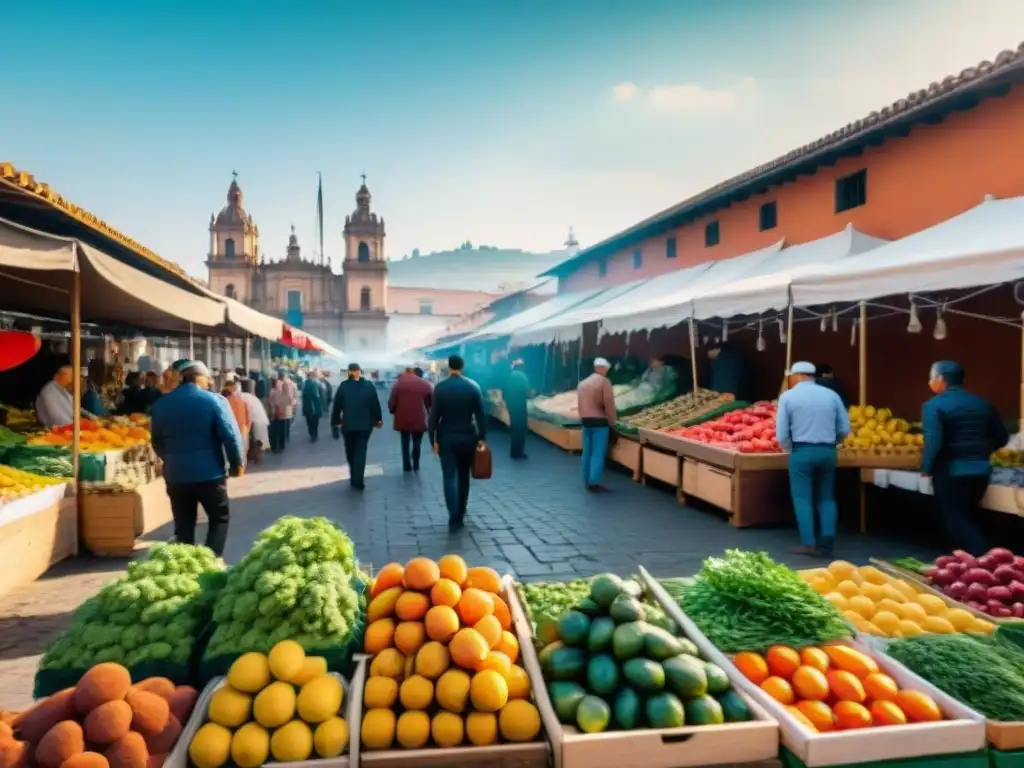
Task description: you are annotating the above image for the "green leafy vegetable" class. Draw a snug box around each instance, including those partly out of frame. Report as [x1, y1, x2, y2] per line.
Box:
[663, 550, 849, 652]
[518, 579, 592, 628]
[889, 556, 932, 575]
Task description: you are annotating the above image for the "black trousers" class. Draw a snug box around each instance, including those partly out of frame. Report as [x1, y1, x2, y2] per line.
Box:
[932, 471, 989, 554]
[306, 414, 320, 441]
[270, 419, 288, 452]
[400, 431, 424, 470]
[439, 436, 476, 521]
[509, 407, 528, 457]
[167, 478, 230, 556]
[343, 430, 371, 488]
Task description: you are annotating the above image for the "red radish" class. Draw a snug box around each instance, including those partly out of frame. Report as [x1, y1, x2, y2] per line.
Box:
[996, 606, 1014, 618]
[954, 550, 979, 566]
[967, 600, 986, 611]
[925, 567, 939, 581]
[965, 568, 997, 586]
[988, 585, 1013, 602]
[946, 562, 967, 577]
[1010, 581, 1024, 601]
[977, 555, 997, 571]
[946, 581, 968, 599]
[993, 565, 1019, 584]
[1015, 556, 1024, 570]
[987, 599, 1006, 614]
[932, 569, 955, 586]
[988, 548, 1015, 565]
[935, 555, 957, 568]
[966, 583, 989, 601]
[1013, 603, 1024, 619]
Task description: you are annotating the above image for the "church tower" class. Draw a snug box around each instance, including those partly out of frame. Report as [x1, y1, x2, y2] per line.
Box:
[341, 176, 389, 351]
[206, 172, 260, 303]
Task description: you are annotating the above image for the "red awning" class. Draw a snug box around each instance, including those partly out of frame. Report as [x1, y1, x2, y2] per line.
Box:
[0, 330, 41, 371]
[281, 325, 316, 351]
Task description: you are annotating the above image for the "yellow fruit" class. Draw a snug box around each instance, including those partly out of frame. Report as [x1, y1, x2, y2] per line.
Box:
[499, 700, 542, 743]
[837, 580, 861, 598]
[859, 583, 885, 603]
[466, 712, 498, 746]
[208, 686, 252, 728]
[415, 641, 450, 679]
[270, 720, 313, 762]
[824, 592, 849, 611]
[227, 652, 271, 693]
[828, 561, 857, 579]
[364, 676, 399, 709]
[944, 609, 975, 631]
[361, 708, 397, 751]
[876, 598, 906, 618]
[190, 722, 233, 768]
[496, 631, 520, 664]
[971, 618, 997, 634]
[394, 621, 427, 657]
[470, 669, 509, 713]
[431, 711, 464, 748]
[848, 595, 876, 619]
[897, 620, 924, 637]
[478, 651, 513, 679]
[364, 618, 397, 655]
[915, 594, 948, 615]
[268, 640, 306, 683]
[815, 572, 837, 592]
[435, 668, 472, 713]
[230, 723, 270, 768]
[396, 711, 431, 749]
[293, 656, 328, 686]
[922, 616, 956, 634]
[253, 681, 297, 728]
[506, 665, 532, 699]
[297, 675, 344, 723]
[900, 602, 928, 623]
[313, 717, 350, 758]
[404, 654, 416, 681]
[400, 675, 435, 710]
[368, 586, 404, 623]
[858, 566, 887, 585]
[370, 648, 406, 679]
[872, 611, 900, 636]
[880, 583, 906, 603]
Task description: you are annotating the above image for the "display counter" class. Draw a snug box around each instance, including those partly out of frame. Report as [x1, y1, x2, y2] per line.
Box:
[608, 432, 642, 480]
[79, 477, 173, 556]
[861, 468, 1022, 518]
[527, 418, 582, 453]
[0, 485, 77, 597]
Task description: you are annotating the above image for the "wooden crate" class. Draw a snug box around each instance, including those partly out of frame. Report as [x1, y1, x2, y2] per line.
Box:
[507, 574, 780, 768]
[0, 486, 77, 598]
[642, 446, 682, 492]
[528, 418, 582, 453]
[609, 434, 642, 480]
[79, 478, 170, 556]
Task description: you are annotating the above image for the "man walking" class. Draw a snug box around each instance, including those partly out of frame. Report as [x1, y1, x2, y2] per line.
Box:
[151, 362, 244, 556]
[389, 365, 433, 471]
[331, 363, 383, 490]
[577, 358, 617, 492]
[279, 369, 298, 445]
[922, 360, 1008, 553]
[267, 378, 291, 453]
[302, 370, 324, 441]
[775, 361, 851, 557]
[239, 378, 269, 463]
[429, 355, 487, 531]
[504, 359, 532, 460]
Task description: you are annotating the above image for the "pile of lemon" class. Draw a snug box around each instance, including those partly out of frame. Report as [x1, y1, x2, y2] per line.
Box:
[361, 555, 542, 751]
[843, 405, 923, 452]
[802, 561, 995, 638]
[189, 640, 349, 768]
[0, 465, 67, 503]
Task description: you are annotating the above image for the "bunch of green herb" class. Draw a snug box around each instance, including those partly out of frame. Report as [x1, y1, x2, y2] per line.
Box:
[664, 550, 849, 652]
[517, 579, 591, 627]
[889, 556, 932, 575]
[887, 633, 1024, 721]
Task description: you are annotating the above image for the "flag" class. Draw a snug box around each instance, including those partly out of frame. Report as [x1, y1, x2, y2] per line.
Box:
[316, 172, 325, 266]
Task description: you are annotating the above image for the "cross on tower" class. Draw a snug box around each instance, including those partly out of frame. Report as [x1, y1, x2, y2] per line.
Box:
[231, 170, 238, 180]
[360, 172, 367, 185]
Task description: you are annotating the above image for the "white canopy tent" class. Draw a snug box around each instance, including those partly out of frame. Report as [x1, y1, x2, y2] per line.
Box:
[459, 288, 604, 342]
[508, 278, 649, 346]
[791, 196, 1024, 307]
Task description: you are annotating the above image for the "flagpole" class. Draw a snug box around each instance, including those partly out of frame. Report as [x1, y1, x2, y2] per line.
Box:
[317, 172, 325, 268]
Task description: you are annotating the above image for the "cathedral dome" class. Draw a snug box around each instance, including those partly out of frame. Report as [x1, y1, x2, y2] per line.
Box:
[215, 177, 249, 226]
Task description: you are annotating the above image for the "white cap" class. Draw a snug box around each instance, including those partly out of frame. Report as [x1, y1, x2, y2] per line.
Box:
[787, 361, 816, 376]
[594, 357, 611, 369]
[224, 372, 237, 382]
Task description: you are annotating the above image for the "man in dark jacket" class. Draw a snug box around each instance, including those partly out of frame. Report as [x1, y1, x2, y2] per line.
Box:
[389, 366, 433, 472]
[429, 355, 487, 531]
[302, 370, 324, 441]
[331, 363, 383, 490]
[815, 364, 849, 408]
[922, 360, 1008, 553]
[504, 359, 531, 460]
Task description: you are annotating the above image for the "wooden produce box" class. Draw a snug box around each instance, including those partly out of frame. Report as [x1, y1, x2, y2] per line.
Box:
[642, 446, 682, 497]
[528, 418, 583, 453]
[0, 486, 77, 598]
[507, 575, 780, 768]
[79, 477, 171, 557]
[837, 450, 921, 470]
[680, 458, 793, 528]
[640, 569, 985, 767]
[609, 434, 642, 480]
[362, 579, 550, 768]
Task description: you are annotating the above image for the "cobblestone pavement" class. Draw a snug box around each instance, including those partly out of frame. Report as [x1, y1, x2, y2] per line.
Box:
[0, 413, 940, 708]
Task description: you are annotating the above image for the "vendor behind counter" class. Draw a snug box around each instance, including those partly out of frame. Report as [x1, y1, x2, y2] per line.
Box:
[703, 341, 752, 400]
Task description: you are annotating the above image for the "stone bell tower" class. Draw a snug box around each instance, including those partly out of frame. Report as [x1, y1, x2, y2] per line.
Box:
[341, 175, 389, 352]
[206, 172, 260, 303]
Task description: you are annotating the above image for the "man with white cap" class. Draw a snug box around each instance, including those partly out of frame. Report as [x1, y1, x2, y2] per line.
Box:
[576, 357, 617, 492]
[776, 361, 851, 556]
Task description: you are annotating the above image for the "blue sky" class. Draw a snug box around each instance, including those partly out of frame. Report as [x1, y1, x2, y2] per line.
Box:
[4, 0, 1023, 278]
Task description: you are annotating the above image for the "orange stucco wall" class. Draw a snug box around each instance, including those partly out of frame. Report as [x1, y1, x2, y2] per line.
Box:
[388, 287, 496, 316]
[561, 84, 1024, 293]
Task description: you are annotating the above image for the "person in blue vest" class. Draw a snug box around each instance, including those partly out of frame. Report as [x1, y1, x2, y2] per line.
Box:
[922, 360, 1009, 554]
[776, 361, 850, 557]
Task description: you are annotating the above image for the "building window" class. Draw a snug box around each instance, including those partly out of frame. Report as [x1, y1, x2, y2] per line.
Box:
[666, 237, 677, 259]
[360, 286, 372, 311]
[759, 202, 778, 231]
[224, 284, 237, 300]
[633, 248, 643, 269]
[835, 169, 867, 213]
[286, 290, 302, 312]
[705, 221, 720, 248]
[224, 238, 236, 259]
[357, 241, 371, 262]
[598, 258, 607, 278]
[419, 299, 434, 315]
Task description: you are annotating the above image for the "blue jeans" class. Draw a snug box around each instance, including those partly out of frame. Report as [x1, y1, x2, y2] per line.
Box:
[581, 426, 610, 486]
[788, 444, 838, 548]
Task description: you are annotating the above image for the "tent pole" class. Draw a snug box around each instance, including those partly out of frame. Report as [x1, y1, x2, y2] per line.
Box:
[188, 322, 194, 360]
[859, 300, 868, 535]
[785, 302, 795, 371]
[71, 268, 82, 487]
[688, 315, 699, 394]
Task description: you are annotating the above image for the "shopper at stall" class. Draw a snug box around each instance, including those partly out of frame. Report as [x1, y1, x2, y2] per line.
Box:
[776, 361, 851, 557]
[239, 378, 269, 463]
[320, 370, 333, 414]
[815, 364, 849, 407]
[35, 364, 77, 429]
[143, 371, 163, 411]
[267, 378, 291, 453]
[921, 360, 1009, 554]
[150, 361, 244, 557]
[577, 357, 617, 493]
[302, 370, 324, 442]
[222, 374, 252, 445]
[331, 363, 383, 491]
[389, 365, 433, 472]
[81, 369, 105, 417]
[705, 342, 751, 400]
[429, 355, 487, 531]
[116, 372, 150, 415]
[504, 359, 532, 460]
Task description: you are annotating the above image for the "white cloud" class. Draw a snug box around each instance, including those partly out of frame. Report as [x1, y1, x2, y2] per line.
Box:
[610, 82, 638, 103]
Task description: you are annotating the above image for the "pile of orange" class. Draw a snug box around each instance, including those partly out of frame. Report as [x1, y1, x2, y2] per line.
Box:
[734, 644, 943, 732]
[360, 556, 542, 750]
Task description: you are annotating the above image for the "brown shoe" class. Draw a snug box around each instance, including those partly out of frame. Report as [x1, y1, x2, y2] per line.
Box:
[792, 545, 820, 557]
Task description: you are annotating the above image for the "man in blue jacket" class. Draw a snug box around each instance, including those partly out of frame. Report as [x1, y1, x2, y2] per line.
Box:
[922, 360, 1009, 554]
[302, 370, 324, 442]
[151, 361, 245, 556]
[331, 363, 383, 491]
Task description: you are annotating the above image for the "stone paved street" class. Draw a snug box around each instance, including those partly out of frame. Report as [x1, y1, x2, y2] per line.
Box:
[0, 412, 939, 708]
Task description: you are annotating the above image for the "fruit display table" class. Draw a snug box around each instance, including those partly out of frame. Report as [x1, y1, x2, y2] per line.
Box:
[0, 484, 77, 597]
[860, 469, 1023, 519]
[528, 418, 582, 453]
[79, 476, 174, 556]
